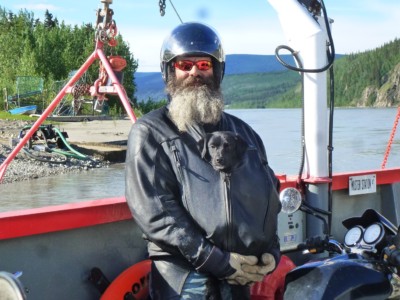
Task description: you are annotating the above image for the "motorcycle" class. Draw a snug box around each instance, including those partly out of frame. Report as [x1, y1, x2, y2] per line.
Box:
[280, 188, 400, 299]
[0, 271, 26, 300]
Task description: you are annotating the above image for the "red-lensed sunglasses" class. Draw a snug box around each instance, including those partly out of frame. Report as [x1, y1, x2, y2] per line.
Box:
[174, 60, 213, 72]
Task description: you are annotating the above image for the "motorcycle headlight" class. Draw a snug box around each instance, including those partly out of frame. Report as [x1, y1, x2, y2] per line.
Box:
[279, 187, 302, 214]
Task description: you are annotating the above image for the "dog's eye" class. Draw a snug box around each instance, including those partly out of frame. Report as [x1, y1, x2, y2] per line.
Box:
[223, 143, 231, 149]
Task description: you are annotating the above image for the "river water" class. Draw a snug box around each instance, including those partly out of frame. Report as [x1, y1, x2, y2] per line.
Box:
[2, 107, 399, 212]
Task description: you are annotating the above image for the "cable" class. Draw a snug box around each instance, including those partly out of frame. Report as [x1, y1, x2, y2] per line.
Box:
[159, 0, 184, 23]
[169, 0, 183, 23]
[22, 147, 68, 164]
[274, 0, 335, 73]
[327, 63, 335, 235]
[292, 52, 306, 180]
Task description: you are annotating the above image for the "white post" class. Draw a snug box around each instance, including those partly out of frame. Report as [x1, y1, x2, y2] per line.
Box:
[302, 17, 328, 178]
[268, 0, 330, 237]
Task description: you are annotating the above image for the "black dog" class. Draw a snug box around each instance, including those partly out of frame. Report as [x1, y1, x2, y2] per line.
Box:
[199, 131, 248, 172]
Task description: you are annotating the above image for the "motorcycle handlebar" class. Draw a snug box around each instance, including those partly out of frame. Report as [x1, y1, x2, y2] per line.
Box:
[297, 235, 328, 253]
[297, 236, 344, 254]
[384, 246, 400, 267]
[297, 242, 307, 251]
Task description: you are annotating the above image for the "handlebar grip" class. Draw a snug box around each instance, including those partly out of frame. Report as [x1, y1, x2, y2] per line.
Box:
[297, 243, 307, 251]
[384, 247, 400, 267]
[298, 235, 329, 253]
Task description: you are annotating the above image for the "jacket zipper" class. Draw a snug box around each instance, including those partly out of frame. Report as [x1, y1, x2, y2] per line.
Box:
[223, 172, 232, 250]
[170, 142, 189, 209]
[254, 147, 272, 233]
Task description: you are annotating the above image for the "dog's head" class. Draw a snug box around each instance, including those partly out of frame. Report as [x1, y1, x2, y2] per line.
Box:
[199, 131, 248, 172]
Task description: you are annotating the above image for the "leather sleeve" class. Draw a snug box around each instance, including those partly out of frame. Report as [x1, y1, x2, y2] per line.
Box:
[125, 122, 234, 277]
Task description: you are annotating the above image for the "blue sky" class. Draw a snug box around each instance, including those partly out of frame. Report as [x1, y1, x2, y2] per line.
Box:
[2, 0, 399, 72]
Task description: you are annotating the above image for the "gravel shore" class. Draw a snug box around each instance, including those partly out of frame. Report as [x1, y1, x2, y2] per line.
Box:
[0, 119, 111, 184]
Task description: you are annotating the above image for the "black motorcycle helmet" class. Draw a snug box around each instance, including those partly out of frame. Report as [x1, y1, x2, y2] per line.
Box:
[160, 22, 225, 88]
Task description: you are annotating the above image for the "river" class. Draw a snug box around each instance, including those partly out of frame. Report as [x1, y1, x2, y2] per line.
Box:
[2, 107, 399, 212]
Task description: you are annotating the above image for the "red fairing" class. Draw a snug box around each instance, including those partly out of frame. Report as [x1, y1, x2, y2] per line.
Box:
[250, 255, 296, 300]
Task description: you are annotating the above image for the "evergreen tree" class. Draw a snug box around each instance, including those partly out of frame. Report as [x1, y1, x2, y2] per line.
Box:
[0, 6, 137, 113]
[44, 10, 56, 29]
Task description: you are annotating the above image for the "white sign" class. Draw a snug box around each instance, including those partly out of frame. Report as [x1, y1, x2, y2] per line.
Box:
[349, 174, 377, 196]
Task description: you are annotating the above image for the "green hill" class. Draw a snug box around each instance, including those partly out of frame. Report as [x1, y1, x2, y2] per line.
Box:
[221, 71, 301, 108]
[134, 54, 296, 102]
[266, 38, 400, 108]
[1, 5, 398, 110]
[136, 38, 400, 108]
[333, 38, 400, 107]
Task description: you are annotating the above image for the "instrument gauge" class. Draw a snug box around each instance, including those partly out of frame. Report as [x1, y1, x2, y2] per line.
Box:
[344, 225, 363, 246]
[364, 223, 384, 244]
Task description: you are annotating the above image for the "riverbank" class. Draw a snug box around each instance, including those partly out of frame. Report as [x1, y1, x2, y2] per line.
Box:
[0, 119, 133, 184]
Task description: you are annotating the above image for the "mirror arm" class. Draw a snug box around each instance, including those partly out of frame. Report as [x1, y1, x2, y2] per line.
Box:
[300, 204, 329, 235]
[302, 201, 331, 216]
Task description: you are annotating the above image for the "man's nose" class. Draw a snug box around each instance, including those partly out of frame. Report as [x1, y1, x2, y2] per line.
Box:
[189, 65, 201, 76]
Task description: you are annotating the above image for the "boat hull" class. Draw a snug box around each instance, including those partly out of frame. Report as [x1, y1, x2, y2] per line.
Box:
[1, 168, 400, 299]
[0, 198, 147, 299]
[8, 105, 37, 115]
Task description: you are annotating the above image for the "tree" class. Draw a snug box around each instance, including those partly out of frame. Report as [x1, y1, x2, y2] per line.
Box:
[0, 6, 138, 113]
[44, 10, 56, 29]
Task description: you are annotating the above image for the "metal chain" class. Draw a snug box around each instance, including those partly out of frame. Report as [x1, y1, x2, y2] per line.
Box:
[381, 106, 400, 169]
[159, 0, 166, 16]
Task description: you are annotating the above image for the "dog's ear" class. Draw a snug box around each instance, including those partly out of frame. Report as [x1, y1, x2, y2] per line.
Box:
[198, 133, 211, 160]
[235, 134, 248, 159]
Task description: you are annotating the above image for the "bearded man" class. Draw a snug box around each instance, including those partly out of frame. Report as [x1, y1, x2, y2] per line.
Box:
[125, 22, 281, 300]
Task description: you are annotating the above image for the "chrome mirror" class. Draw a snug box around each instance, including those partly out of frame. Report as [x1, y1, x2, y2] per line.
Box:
[0, 271, 26, 300]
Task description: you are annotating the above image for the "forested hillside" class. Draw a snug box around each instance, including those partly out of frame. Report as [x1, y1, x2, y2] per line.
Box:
[222, 71, 300, 108]
[1, 6, 398, 111]
[333, 38, 400, 107]
[134, 54, 297, 102]
[135, 40, 400, 109]
[0, 6, 137, 112]
[272, 38, 400, 108]
[223, 39, 400, 108]
[135, 69, 302, 108]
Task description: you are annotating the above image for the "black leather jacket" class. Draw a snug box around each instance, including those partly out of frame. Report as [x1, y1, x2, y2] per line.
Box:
[125, 106, 281, 297]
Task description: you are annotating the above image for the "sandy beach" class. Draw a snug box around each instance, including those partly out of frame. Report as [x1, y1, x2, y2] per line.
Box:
[57, 119, 134, 144]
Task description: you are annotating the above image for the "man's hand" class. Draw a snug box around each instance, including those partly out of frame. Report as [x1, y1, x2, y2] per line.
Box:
[225, 253, 264, 285]
[242, 253, 276, 276]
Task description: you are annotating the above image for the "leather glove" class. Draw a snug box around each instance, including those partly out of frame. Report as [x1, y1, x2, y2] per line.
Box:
[225, 253, 264, 285]
[242, 253, 276, 276]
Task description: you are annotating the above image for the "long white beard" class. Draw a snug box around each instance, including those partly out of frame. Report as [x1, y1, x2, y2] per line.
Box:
[167, 77, 224, 132]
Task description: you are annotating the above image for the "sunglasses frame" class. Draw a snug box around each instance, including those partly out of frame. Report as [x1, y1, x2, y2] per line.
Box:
[174, 60, 213, 72]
